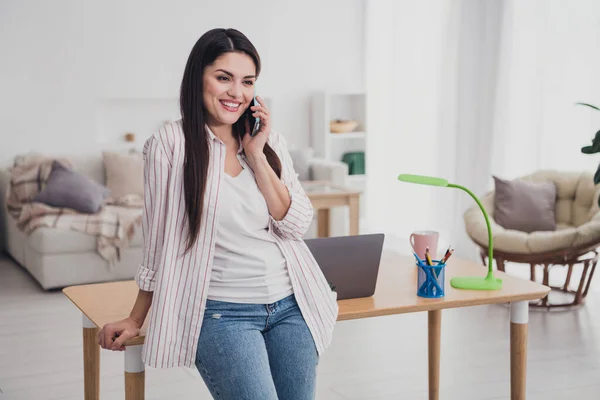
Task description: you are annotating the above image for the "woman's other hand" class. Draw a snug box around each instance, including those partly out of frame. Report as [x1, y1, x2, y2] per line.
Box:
[97, 317, 141, 351]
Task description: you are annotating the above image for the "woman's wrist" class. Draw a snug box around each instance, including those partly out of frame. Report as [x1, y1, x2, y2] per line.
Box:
[246, 151, 267, 168]
[127, 315, 143, 329]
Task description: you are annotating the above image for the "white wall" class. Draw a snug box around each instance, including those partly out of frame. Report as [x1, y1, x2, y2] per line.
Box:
[366, 0, 600, 261]
[0, 0, 365, 166]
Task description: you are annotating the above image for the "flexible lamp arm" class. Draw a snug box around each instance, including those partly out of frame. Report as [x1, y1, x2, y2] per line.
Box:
[448, 183, 494, 279]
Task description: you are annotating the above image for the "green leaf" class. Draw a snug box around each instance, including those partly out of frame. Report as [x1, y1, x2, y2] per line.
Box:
[575, 102, 600, 112]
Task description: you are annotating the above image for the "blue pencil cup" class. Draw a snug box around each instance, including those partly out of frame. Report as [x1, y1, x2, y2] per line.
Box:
[417, 259, 445, 298]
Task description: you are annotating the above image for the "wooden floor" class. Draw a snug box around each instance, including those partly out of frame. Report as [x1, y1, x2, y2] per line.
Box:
[1, 255, 599, 400]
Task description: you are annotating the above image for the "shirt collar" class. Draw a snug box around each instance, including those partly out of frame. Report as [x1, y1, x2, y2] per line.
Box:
[205, 124, 218, 142]
[206, 124, 244, 155]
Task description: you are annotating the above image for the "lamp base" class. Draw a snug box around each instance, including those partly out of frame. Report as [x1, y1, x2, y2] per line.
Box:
[450, 276, 503, 290]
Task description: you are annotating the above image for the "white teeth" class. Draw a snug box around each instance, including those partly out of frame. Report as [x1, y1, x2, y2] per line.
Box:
[221, 101, 240, 108]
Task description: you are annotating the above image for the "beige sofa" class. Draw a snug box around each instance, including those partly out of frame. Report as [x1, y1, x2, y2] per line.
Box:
[0, 151, 348, 290]
[0, 156, 142, 290]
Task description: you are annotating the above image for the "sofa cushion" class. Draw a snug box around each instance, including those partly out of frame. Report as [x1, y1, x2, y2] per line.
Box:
[33, 161, 110, 213]
[13, 152, 105, 184]
[27, 224, 143, 254]
[69, 156, 106, 185]
[102, 151, 144, 200]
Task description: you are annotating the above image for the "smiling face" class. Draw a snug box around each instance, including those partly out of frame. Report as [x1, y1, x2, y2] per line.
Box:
[202, 52, 257, 128]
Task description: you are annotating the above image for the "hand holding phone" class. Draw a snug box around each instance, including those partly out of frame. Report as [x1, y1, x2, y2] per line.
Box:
[241, 93, 271, 161]
[249, 96, 261, 137]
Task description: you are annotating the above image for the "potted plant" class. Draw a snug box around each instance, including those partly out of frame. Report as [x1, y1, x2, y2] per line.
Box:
[576, 102, 600, 206]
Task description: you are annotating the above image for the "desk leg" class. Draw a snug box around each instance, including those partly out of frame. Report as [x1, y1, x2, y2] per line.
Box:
[428, 310, 441, 400]
[510, 301, 528, 400]
[317, 209, 330, 237]
[349, 196, 359, 235]
[82, 314, 100, 400]
[125, 345, 145, 400]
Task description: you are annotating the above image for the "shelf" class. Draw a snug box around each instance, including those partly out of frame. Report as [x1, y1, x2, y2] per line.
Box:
[329, 132, 365, 139]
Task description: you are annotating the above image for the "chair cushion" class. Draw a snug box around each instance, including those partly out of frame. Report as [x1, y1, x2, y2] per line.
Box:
[27, 225, 143, 254]
[522, 170, 597, 227]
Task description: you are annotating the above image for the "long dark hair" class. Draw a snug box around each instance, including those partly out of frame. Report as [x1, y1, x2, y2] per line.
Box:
[180, 28, 282, 252]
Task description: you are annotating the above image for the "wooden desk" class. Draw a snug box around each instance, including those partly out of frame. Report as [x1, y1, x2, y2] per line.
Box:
[63, 253, 549, 400]
[301, 180, 361, 237]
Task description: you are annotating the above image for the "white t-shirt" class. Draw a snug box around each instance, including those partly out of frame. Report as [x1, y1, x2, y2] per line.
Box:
[207, 168, 294, 304]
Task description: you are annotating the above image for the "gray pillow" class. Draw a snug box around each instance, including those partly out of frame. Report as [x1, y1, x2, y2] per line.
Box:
[33, 161, 110, 213]
[493, 175, 557, 233]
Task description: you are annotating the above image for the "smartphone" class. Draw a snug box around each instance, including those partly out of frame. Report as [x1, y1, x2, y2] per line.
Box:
[245, 95, 261, 137]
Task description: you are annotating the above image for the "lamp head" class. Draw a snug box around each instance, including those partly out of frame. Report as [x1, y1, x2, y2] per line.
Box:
[397, 174, 449, 187]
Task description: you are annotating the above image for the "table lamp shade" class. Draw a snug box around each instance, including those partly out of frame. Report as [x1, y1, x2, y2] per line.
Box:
[397, 174, 448, 187]
[397, 174, 502, 290]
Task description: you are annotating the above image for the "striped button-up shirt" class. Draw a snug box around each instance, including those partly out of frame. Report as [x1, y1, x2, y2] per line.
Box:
[135, 120, 339, 369]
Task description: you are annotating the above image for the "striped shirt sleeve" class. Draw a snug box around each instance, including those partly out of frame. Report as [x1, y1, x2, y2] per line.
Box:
[269, 131, 314, 240]
[135, 135, 171, 291]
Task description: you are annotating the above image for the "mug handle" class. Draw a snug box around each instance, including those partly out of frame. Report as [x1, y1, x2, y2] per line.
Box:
[409, 233, 416, 253]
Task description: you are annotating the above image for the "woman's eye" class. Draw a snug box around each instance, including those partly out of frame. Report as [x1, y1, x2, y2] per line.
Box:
[218, 76, 229, 81]
[244, 80, 255, 86]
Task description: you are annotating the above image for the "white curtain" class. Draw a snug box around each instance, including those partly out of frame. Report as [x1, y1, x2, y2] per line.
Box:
[365, 0, 600, 260]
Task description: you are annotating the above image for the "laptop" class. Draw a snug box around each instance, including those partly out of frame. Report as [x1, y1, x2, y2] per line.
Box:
[304, 233, 385, 300]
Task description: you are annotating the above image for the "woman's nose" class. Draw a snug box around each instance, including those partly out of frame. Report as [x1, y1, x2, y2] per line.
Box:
[227, 83, 243, 99]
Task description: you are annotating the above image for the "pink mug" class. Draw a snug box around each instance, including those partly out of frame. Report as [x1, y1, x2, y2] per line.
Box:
[410, 230, 439, 260]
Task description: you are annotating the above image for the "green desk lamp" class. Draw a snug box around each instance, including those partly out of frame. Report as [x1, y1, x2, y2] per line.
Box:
[397, 174, 502, 290]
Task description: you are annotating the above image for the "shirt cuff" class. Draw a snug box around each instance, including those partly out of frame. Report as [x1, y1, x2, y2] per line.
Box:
[271, 190, 313, 240]
[135, 264, 157, 292]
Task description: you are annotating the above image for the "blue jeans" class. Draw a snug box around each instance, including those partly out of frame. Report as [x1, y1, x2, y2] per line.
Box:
[195, 294, 319, 400]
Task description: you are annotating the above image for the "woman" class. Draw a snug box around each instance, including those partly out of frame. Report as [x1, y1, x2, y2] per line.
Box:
[97, 28, 338, 399]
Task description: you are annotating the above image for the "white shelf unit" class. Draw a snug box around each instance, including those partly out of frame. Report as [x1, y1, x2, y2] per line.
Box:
[329, 131, 365, 140]
[311, 92, 367, 228]
[311, 91, 367, 190]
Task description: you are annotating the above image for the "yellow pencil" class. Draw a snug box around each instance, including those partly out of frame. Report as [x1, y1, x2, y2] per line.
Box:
[425, 247, 434, 266]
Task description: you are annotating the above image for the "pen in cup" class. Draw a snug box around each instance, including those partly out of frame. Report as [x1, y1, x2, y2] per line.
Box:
[439, 247, 454, 264]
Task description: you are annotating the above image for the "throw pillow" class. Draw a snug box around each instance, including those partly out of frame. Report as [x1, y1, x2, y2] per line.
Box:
[493, 175, 557, 233]
[33, 161, 110, 213]
[102, 151, 144, 200]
